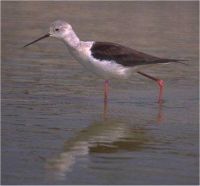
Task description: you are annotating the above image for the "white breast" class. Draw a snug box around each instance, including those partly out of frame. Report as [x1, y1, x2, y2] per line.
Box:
[67, 41, 131, 79]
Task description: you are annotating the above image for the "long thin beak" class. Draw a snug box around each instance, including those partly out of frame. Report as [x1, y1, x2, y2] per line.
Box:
[23, 33, 50, 48]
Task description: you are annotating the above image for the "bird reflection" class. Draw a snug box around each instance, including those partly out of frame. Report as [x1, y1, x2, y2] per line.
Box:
[45, 101, 164, 180]
[104, 98, 164, 123]
[103, 98, 109, 119]
[45, 120, 149, 180]
[157, 101, 164, 123]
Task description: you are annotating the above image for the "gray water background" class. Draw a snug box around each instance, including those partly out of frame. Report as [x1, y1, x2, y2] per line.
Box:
[1, 1, 199, 185]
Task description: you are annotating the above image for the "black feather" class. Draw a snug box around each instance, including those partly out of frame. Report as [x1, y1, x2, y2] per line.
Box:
[91, 42, 187, 67]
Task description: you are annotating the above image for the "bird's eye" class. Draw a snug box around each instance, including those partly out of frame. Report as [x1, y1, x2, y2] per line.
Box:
[55, 28, 59, 31]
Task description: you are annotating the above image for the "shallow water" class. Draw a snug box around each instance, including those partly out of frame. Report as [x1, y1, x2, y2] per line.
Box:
[1, 1, 199, 185]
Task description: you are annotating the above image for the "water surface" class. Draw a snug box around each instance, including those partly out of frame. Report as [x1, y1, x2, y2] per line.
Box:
[1, 1, 199, 185]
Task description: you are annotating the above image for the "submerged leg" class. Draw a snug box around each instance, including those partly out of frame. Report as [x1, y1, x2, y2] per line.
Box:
[104, 80, 109, 103]
[137, 71, 164, 103]
[103, 80, 109, 120]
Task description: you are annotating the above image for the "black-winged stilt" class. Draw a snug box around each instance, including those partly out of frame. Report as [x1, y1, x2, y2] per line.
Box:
[24, 20, 186, 103]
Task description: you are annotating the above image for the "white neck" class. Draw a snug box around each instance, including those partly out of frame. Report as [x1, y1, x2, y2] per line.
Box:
[62, 29, 80, 49]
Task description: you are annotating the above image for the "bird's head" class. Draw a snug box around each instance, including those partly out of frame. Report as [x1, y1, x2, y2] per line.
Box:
[49, 20, 72, 39]
[23, 20, 73, 47]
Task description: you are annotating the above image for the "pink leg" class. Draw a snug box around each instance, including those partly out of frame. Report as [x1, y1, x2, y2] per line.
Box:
[157, 79, 164, 103]
[104, 80, 109, 103]
[157, 99, 164, 124]
[137, 71, 164, 103]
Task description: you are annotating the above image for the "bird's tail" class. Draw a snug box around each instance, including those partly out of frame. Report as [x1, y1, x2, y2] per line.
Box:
[157, 58, 189, 66]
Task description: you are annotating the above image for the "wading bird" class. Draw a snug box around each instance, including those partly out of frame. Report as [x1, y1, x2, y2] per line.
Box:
[24, 20, 186, 103]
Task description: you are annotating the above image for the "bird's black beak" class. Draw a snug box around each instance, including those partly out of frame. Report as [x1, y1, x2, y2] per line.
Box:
[23, 33, 50, 48]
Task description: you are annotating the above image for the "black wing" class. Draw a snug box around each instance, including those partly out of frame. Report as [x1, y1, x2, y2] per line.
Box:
[91, 42, 181, 67]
